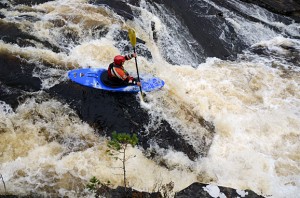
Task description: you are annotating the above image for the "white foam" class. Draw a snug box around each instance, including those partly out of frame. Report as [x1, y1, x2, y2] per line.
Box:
[236, 189, 248, 197]
[1, 0, 300, 197]
[203, 184, 221, 197]
[0, 101, 13, 115]
[69, 38, 119, 68]
[251, 36, 300, 54]
[0, 97, 198, 196]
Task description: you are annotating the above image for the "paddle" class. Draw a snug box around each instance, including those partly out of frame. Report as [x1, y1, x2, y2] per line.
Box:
[128, 28, 144, 100]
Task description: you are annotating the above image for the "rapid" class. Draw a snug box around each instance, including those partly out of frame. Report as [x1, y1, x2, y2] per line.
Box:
[0, 0, 299, 197]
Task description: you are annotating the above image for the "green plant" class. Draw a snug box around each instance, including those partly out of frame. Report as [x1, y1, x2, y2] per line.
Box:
[86, 176, 101, 192]
[86, 176, 111, 198]
[107, 131, 138, 194]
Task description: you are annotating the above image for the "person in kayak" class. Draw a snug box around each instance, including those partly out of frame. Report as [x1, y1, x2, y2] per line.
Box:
[108, 53, 141, 86]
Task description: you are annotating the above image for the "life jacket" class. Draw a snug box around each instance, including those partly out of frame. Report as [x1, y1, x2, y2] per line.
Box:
[107, 55, 137, 85]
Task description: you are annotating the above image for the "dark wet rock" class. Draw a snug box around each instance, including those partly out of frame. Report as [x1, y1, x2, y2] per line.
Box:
[148, 0, 247, 60]
[142, 119, 200, 161]
[92, 25, 109, 38]
[0, 182, 266, 198]
[59, 26, 81, 46]
[0, 12, 5, 19]
[239, 0, 300, 23]
[0, 53, 41, 93]
[0, 183, 266, 198]
[113, 30, 153, 60]
[10, 0, 54, 6]
[0, 2, 9, 9]
[0, 20, 60, 52]
[0, 53, 41, 109]
[90, 0, 135, 20]
[211, 0, 295, 24]
[175, 182, 265, 198]
[95, 186, 162, 198]
[127, 0, 141, 7]
[115, 30, 146, 45]
[211, 0, 298, 39]
[16, 14, 40, 22]
[0, 83, 24, 110]
[250, 44, 300, 67]
[49, 82, 199, 160]
[0, 37, 203, 162]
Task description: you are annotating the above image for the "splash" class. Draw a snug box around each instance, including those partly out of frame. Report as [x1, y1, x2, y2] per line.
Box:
[0, 0, 299, 197]
[0, 96, 197, 196]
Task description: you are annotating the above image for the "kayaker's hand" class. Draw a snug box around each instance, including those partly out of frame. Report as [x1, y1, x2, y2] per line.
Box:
[137, 82, 141, 86]
[131, 53, 137, 58]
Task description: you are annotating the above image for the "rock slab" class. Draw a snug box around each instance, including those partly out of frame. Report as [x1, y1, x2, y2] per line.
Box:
[175, 182, 265, 198]
[239, 0, 300, 22]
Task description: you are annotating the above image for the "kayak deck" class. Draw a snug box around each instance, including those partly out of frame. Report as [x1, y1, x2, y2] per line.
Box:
[68, 68, 164, 93]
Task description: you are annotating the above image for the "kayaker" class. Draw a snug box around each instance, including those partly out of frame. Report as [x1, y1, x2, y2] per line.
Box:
[107, 53, 141, 86]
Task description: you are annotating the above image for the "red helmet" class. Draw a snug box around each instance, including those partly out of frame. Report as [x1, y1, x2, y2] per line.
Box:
[114, 55, 125, 65]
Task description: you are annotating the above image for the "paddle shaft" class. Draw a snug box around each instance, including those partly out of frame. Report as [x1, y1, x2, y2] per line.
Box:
[133, 47, 143, 96]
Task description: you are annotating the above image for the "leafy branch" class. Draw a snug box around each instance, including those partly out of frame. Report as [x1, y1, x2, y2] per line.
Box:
[86, 176, 111, 197]
[106, 131, 138, 195]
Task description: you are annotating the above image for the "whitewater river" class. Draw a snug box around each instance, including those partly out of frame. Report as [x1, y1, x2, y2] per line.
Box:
[0, 0, 299, 197]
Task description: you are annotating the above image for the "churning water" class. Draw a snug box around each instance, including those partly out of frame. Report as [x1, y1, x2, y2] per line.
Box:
[0, 0, 299, 197]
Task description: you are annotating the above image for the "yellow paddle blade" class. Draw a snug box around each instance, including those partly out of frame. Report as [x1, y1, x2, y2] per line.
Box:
[128, 28, 136, 47]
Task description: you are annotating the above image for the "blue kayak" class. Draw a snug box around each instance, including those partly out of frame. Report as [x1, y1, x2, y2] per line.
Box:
[68, 68, 164, 93]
